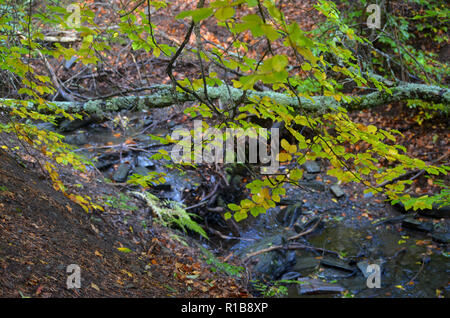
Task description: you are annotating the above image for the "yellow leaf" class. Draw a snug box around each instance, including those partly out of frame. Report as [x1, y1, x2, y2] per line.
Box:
[117, 247, 132, 253]
[277, 152, 292, 162]
[91, 283, 100, 291]
[121, 269, 133, 278]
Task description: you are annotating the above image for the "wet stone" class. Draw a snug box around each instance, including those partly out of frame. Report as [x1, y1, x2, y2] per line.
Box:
[113, 163, 131, 182]
[402, 218, 433, 233]
[303, 160, 321, 174]
[136, 156, 155, 169]
[293, 216, 321, 234]
[251, 235, 296, 280]
[356, 260, 371, 278]
[276, 203, 302, 227]
[431, 232, 450, 244]
[298, 180, 326, 192]
[320, 257, 355, 272]
[280, 272, 301, 280]
[36, 122, 56, 131]
[330, 184, 345, 198]
[297, 277, 345, 295]
[153, 183, 172, 191]
[95, 152, 120, 170]
[303, 172, 316, 181]
[293, 257, 320, 272]
[133, 166, 151, 176]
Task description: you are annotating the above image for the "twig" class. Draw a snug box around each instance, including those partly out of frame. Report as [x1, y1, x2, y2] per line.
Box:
[206, 226, 255, 242]
[376, 152, 449, 188]
[244, 217, 325, 261]
[185, 181, 221, 210]
[287, 217, 323, 241]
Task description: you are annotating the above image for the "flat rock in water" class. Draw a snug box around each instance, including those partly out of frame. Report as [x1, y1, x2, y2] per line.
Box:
[136, 156, 155, 169]
[280, 271, 301, 280]
[402, 218, 433, 233]
[250, 235, 296, 280]
[276, 203, 302, 227]
[303, 161, 321, 174]
[431, 232, 450, 244]
[113, 163, 131, 183]
[330, 184, 345, 198]
[95, 152, 120, 170]
[320, 257, 354, 272]
[293, 216, 321, 234]
[293, 257, 320, 272]
[133, 166, 151, 176]
[356, 260, 371, 278]
[297, 277, 345, 295]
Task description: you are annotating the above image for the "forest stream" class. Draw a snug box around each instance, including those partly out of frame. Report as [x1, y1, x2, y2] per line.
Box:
[44, 110, 449, 298]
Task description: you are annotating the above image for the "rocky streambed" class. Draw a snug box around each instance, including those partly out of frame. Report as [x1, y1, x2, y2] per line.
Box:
[38, 110, 450, 298]
[229, 182, 449, 298]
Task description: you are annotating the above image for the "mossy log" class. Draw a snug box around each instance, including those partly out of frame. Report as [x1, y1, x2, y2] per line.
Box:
[2, 82, 449, 117]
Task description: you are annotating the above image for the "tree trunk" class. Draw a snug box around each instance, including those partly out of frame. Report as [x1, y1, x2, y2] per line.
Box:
[2, 82, 449, 118]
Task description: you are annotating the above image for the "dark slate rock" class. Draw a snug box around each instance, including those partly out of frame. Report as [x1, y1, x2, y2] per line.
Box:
[402, 218, 433, 233]
[297, 277, 345, 295]
[303, 160, 321, 174]
[320, 257, 355, 272]
[276, 203, 302, 227]
[330, 184, 345, 198]
[252, 235, 296, 280]
[94, 152, 120, 170]
[293, 257, 320, 272]
[112, 163, 131, 182]
[431, 232, 450, 244]
[280, 272, 301, 280]
[133, 166, 151, 176]
[136, 155, 155, 169]
[298, 180, 326, 192]
[153, 183, 172, 191]
[293, 216, 322, 234]
[356, 260, 371, 278]
[36, 122, 56, 131]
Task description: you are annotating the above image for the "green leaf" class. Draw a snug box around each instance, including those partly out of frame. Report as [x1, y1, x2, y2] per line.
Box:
[176, 8, 214, 22]
[214, 7, 235, 21]
[290, 168, 303, 181]
[228, 203, 240, 211]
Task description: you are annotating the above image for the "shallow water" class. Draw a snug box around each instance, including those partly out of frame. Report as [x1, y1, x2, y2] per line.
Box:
[229, 201, 449, 298]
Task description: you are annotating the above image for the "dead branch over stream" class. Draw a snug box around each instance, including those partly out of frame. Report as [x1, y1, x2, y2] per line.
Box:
[2, 82, 449, 118]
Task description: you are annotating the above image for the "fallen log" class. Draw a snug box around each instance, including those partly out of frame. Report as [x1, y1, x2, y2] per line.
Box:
[1, 82, 449, 118]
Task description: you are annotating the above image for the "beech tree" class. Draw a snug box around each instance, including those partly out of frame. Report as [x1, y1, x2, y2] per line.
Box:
[0, 0, 448, 217]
